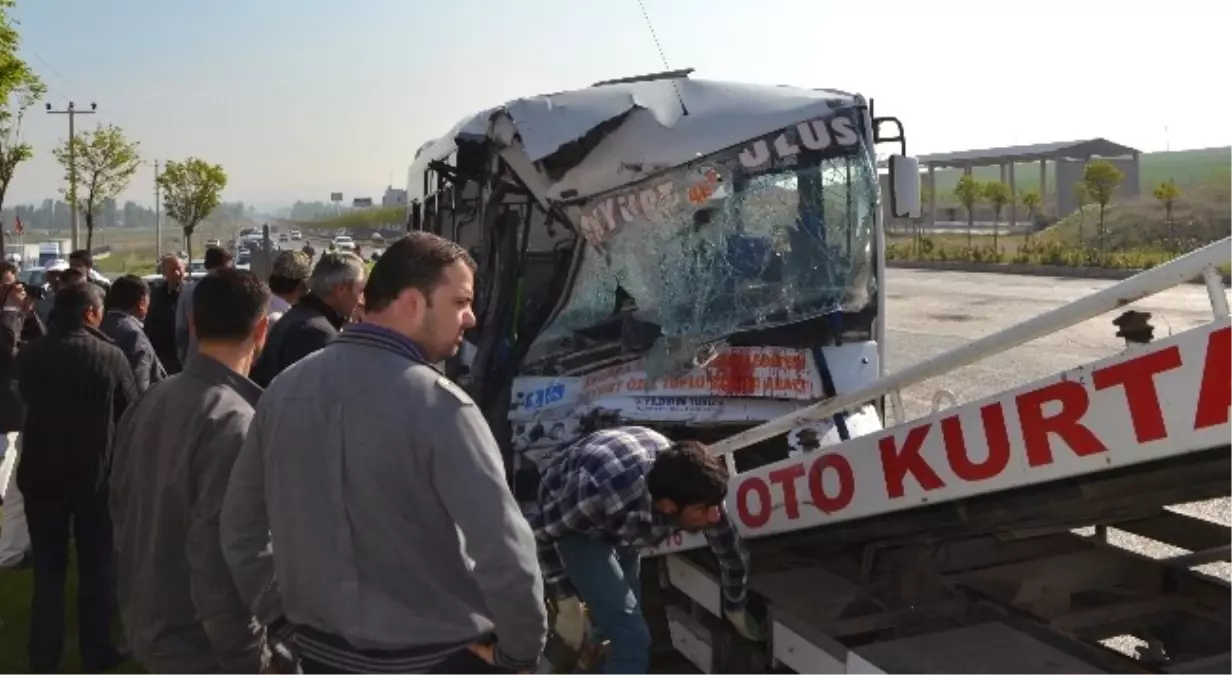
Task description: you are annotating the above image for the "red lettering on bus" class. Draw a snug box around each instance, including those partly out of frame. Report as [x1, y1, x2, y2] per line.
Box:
[1016, 380, 1107, 467]
[1092, 345, 1182, 443]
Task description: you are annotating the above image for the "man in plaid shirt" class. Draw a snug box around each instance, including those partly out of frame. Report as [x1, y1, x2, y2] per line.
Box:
[528, 426, 763, 673]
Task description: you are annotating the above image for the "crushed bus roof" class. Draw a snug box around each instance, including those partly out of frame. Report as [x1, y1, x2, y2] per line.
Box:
[409, 76, 863, 202]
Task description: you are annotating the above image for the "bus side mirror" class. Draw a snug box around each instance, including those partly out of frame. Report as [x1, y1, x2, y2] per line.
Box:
[889, 155, 921, 219]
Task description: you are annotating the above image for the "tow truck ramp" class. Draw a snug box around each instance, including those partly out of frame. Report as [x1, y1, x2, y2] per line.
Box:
[646, 239, 1231, 673]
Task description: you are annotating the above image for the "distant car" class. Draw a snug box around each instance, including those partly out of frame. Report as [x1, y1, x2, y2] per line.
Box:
[278, 233, 289, 243]
[189, 259, 207, 276]
[205, 238, 221, 248]
[332, 235, 356, 252]
[290, 230, 303, 241]
[371, 232, 384, 242]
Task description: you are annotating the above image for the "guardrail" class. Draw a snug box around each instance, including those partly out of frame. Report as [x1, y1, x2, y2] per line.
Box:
[708, 236, 1232, 459]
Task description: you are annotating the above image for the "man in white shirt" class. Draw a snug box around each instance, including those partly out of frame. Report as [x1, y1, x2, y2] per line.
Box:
[266, 251, 312, 323]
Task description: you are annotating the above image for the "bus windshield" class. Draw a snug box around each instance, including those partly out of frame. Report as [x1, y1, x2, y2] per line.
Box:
[527, 108, 878, 378]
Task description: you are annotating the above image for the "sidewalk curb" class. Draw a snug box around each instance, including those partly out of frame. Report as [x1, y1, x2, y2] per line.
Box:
[887, 259, 1232, 287]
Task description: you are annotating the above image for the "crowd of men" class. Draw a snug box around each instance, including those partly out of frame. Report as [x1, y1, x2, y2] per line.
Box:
[0, 233, 762, 675]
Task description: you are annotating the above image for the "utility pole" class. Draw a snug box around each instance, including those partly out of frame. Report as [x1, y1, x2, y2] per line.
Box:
[46, 101, 97, 251]
[153, 160, 161, 255]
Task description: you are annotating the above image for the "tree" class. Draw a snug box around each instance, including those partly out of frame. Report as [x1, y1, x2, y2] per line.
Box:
[953, 174, 983, 246]
[1153, 179, 1181, 251]
[52, 123, 142, 251]
[1020, 189, 1042, 227]
[1081, 159, 1124, 252]
[1073, 181, 1090, 242]
[982, 181, 1011, 248]
[0, 0, 46, 256]
[158, 158, 227, 262]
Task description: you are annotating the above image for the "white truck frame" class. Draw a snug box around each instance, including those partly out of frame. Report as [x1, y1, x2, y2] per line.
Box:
[648, 239, 1231, 673]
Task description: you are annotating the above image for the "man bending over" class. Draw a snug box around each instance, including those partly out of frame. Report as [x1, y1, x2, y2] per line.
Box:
[530, 426, 763, 674]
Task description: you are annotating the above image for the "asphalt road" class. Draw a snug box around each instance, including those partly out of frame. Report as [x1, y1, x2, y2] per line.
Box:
[883, 267, 1229, 586]
[883, 267, 1220, 415]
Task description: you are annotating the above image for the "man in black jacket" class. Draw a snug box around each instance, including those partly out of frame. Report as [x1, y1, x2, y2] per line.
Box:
[144, 254, 186, 374]
[17, 281, 138, 673]
[1, 261, 45, 569]
[250, 251, 365, 387]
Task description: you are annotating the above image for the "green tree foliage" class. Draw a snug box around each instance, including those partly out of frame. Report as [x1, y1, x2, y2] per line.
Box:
[953, 174, 983, 246]
[1073, 181, 1090, 242]
[53, 124, 142, 251]
[982, 181, 1011, 247]
[1152, 179, 1180, 223]
[157, 158, 227, 261]
[1082, 160, 1125, 251]
[0, 0, 45, 254]
[1152, 179, 1181, 251]
[1020, 189, 1042, 224]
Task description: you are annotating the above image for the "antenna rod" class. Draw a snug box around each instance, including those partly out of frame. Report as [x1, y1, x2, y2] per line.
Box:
[634, 0, 688, 116]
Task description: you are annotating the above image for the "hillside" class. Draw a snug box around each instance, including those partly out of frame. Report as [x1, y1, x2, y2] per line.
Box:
[1043, 176, 1230, 251]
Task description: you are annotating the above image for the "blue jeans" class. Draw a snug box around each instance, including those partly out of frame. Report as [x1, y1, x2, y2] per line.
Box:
[555, 536, 650, 674]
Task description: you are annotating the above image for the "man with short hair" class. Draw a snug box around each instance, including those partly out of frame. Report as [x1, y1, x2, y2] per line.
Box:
[530, 427, 761, 673]
[249, 251, 365, 387]
[0, 260, 45, 569]
[101, 275, 166, 393]
[112, 268, 272, 673]
[145, 254, 187, 374]
[267, 250, 312, 323]
[35, 261, 70, 325]
[17, 281, 137, 672]
[222, 232, 547, 673]
[69, 250, 110, 292]
[175, 247, 232, 365]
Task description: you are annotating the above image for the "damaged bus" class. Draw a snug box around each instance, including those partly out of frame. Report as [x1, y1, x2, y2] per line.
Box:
[406, 68, 919, 478]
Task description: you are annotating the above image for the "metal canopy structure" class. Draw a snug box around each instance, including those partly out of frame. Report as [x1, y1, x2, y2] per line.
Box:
[908, 137, 1143, 227]
[918, 138, 1140, 169]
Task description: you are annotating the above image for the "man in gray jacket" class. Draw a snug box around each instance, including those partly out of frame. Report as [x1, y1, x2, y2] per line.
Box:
[111, 268, 271, 673]
[221, 232, 547, 674]
[100, 275, 166, 393]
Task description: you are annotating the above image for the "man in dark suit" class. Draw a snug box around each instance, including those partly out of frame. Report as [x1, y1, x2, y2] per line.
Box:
[17, 281, 138, 673]
[144, 254, 186, 375]
[249, 251, 365, 387]
[101, 275, 167, 393]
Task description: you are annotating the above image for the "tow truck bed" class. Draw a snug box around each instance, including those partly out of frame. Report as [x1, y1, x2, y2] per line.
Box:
[669, 447, 1230, 673]
[643, 264, 1231, 674]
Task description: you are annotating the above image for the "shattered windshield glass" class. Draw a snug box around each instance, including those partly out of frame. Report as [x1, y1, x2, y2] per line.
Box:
[528, 107, 877, 379]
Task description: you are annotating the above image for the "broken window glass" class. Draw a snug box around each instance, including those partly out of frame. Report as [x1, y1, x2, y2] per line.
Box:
[528, 108, 878, 380]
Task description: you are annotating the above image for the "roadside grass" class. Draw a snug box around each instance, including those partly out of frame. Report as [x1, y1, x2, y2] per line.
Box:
[0, 544, 144, 673]
[292, 206, 405, 231]
[94, 252, 158, 277]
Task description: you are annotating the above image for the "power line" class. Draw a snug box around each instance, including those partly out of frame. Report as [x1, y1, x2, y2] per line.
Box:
[46, 101, 97, 251]
[633, 0, 688, 116]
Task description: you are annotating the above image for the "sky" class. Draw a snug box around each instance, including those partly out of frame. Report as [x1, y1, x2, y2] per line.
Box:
[7, 0, 1230, 209]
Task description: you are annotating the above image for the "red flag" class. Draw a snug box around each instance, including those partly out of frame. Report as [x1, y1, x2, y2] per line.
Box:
[13, 216, 22, 235]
